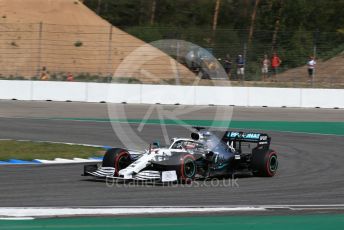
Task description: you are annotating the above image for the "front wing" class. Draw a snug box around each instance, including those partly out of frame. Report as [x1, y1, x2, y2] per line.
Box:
[83, 165, 178, 182]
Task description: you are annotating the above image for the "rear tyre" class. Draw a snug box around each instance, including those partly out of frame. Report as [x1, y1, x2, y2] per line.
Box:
[251, 149, 278, 177]
[102, 148, 132, 176]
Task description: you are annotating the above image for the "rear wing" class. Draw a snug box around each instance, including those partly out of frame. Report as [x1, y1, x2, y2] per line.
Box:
[222, 131, 271, 148]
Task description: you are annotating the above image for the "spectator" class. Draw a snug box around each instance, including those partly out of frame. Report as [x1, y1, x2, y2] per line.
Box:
[223, 54, 232, 79]
[207, 60, 217, 79]
[307, 56, 316, 82]
[66, 72, 74, 81]
[40, 66, 49, 80]
[236, 54, 245, 81]
[271, 53, 281, 82]
[261, 54, 270, 81]
[40, 73, 48, 80]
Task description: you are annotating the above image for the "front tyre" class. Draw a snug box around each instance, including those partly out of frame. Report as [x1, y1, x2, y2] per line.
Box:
[251, 149, 278, 177]
[176, 154, 197, 183]
[102, 148, 132, 176]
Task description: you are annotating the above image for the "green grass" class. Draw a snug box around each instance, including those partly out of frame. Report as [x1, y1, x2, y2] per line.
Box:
[0, 140, 104, 161]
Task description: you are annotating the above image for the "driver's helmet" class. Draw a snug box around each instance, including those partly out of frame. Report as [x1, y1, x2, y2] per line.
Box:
[183, 142, 196, 150]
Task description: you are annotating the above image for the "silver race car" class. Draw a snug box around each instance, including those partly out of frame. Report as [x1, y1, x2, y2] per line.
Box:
[83, 128, 278, 183]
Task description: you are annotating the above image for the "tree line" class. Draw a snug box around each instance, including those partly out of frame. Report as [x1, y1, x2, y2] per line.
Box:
[83, 0, 344, 80]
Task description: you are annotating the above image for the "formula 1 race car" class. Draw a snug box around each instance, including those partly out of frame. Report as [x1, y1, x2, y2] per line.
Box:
[83, 128, 278, 183]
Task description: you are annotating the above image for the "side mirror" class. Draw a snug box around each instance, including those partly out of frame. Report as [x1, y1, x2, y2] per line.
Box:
[191, 132, 200, 140]
[206, 151, 214, 158]
[152, 141, 160, 148]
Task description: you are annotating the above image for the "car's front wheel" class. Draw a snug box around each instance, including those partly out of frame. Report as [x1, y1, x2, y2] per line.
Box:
[102, 148, 132, 176]
[176, 154, 197, 183]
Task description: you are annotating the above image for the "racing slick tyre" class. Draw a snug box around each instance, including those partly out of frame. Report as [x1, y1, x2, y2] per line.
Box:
[174, 154, 197, 183]
[102, 148, 132, 176]
[251, 149, 278, 177]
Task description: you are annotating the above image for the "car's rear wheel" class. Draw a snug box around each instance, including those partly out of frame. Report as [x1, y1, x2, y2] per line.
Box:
[102, 148, 132, 176]
[251, 149, 278, 177]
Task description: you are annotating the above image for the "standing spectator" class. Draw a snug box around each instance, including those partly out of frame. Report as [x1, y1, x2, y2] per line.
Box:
[236, 54, 245, 81]
[223, 54, 232, 79]
[307, 56, 316, 82]
[261, 54, 270, 81]
[40, 72, 48, 80]
[66, 72, 74, 81]
[206, 60, 217, 79]
[40, 66, 49, 80]
[271, 53, 281, 82]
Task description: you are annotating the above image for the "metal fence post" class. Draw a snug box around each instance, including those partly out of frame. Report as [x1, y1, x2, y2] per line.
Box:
[107, 25, 113, 79]
[312, 29, 319, 88]
[36, 22, 43, 78]
[243, 42, 247, 84]
[175, 40, 181, 85]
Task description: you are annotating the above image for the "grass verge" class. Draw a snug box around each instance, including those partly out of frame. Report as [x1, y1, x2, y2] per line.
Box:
[0, 140, 104, 161]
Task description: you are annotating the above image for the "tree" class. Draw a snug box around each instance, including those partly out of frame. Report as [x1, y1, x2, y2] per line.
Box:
[96, 0, 102, 14]
[212, 0, 221, 31]
[150, 0, 157, 26]
[271, 0, 283, 51]
[248, 0, 260, 45]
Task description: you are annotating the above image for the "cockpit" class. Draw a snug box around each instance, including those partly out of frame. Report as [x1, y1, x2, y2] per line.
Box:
[191, 130, 234, 155]
[169, 139, 205, 152]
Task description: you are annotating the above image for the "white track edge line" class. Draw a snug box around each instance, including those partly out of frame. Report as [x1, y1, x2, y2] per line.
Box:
[0, 207, 266, 218]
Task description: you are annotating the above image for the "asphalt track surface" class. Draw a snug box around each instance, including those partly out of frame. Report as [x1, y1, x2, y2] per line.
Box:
[1, 100, 343, 121]
[0, 101, 343, 207]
